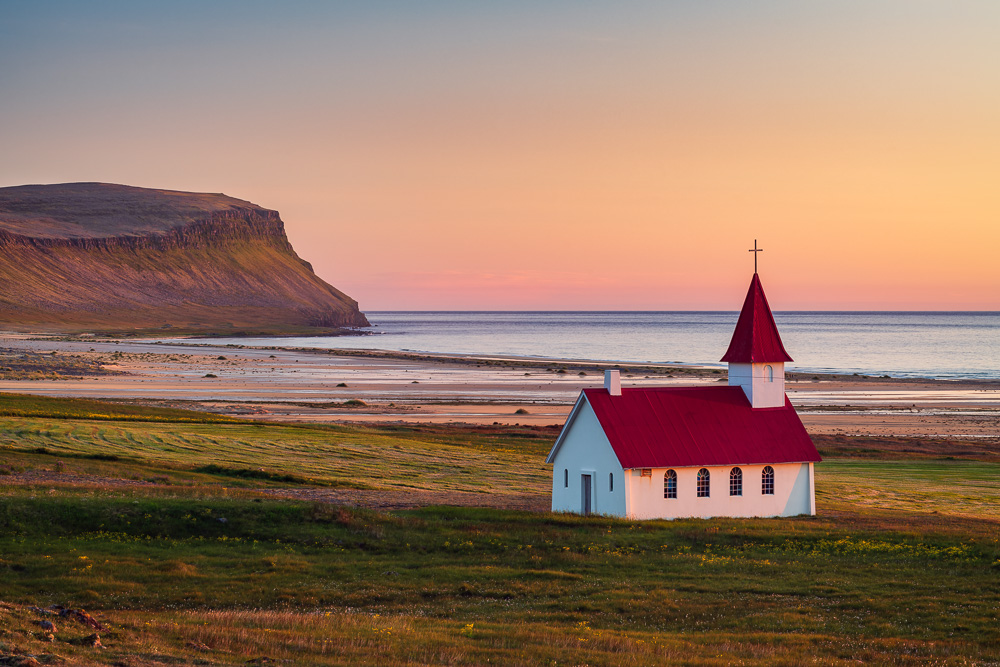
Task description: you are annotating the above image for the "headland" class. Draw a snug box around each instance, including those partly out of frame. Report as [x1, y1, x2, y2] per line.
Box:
[0, 183, 369, 334]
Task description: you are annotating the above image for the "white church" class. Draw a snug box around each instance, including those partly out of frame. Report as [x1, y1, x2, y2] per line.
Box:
[545, 271, 820, 520]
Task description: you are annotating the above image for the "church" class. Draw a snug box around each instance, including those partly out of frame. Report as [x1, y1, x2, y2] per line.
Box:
[545, 269, 821, 520]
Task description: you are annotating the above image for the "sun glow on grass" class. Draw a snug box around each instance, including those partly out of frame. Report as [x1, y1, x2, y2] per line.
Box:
[0, 415, 551, 496]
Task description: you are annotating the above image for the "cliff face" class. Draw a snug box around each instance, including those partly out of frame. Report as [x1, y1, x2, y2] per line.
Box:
[0, 183, 369, 332]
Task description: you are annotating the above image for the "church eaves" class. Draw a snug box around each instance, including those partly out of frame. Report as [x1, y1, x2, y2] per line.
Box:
[720, 273, 793, 363]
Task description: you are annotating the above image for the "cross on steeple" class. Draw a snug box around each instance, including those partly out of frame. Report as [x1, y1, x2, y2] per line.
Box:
[749, 240, 763, 274]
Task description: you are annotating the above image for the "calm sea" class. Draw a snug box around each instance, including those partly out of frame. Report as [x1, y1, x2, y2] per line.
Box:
[201, 312, 1000, 380]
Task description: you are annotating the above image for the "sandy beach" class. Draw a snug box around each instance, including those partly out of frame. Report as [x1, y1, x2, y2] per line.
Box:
[0, 334, 998, 442]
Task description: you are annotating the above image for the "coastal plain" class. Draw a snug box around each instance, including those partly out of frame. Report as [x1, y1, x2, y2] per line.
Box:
[1, 334, 998, 665]
[2, 335, 999, 440]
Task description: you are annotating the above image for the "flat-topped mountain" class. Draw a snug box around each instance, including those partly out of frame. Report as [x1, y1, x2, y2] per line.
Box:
[0, 183, 369, 333]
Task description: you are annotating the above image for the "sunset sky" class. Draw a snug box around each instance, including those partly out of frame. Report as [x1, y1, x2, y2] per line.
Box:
[2, 2, 998, 311]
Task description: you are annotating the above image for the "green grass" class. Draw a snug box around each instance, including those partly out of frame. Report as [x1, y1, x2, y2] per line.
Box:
[819, 459, 1000, 519]
[0, 416, 550, 496]
[1, 397, 999, 664]
[1, 499, 998, 665]
[0, 391, 248, 424]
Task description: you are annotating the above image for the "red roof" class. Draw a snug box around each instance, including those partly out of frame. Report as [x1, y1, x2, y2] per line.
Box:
[571, 386, 819, 469]
[720, 273, 793, 363]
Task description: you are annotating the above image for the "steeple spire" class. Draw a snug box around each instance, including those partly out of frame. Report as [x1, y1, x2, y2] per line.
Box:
[721, 273, 792, 364]
[723, 273, 791, 408]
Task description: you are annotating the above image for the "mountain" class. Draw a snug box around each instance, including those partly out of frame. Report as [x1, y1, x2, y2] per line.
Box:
[0, 183, 369, 333]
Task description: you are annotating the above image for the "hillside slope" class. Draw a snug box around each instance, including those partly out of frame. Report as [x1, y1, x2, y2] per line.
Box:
[0, 183, 369, 333]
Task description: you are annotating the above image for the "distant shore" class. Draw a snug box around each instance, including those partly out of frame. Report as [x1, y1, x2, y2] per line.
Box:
[10, 308, 1000, 383]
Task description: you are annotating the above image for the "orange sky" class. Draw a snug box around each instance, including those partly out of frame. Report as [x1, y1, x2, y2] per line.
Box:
[2, 2, 998, 310]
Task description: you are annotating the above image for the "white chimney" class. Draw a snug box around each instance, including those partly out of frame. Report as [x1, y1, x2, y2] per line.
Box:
[604, 369, 621, 396]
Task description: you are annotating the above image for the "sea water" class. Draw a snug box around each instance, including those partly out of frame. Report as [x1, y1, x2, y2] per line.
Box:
[195, 311, 1000, 380]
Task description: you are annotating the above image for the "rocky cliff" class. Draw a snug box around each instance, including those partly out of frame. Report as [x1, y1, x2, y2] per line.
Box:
[0, 183, 369, 333]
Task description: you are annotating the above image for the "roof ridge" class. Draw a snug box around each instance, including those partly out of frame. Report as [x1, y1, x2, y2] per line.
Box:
[585, 385, 741, 393]
[579, 385, 820, 468]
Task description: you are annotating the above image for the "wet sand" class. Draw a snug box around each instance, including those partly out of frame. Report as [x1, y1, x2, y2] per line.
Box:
[1, 335, 998, 440]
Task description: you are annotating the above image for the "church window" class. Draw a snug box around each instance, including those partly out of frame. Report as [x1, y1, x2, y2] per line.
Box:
[564, 469, 568, 488]
[609, 472, 614, 492]
[697, 468, 710, 497]
[762, 466, 775, 495]
[730, 467, 743, 496]
[664, 469, 677, 499]
[764, 365, 773, 382]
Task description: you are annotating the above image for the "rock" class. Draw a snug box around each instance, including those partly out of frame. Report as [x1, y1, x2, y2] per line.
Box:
[27, 607, 56, 617]
[33, 620, 56, 632]
[35, 656, 66, 666]
[0, 657, 41, 666]
[56, 608, 103, 630]
[82, 634, 103, 649]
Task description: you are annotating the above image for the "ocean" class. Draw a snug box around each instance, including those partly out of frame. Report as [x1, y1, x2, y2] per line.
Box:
[198, 311, 1000, 381]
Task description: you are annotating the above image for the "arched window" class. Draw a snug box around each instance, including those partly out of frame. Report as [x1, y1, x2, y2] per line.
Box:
[664, 469, 677, 499]
[730, 467, 743, 496]
[609, 472, 614, 492]
[697, 468, 710, 497]
[764, 365, 773, 382]
[564, 469, 568, 488]
[762, 466, 775, 495]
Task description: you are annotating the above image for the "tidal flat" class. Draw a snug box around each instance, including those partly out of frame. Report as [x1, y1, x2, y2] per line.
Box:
[2, 335, 999, 437]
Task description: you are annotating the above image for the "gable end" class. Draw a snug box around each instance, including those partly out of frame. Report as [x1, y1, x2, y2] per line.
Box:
[545, 392, 587, 463]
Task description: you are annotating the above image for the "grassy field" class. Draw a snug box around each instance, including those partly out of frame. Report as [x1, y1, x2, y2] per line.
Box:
[1, 393, 999, 665]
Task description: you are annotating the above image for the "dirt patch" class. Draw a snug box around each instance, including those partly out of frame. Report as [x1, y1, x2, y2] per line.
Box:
[0, 469, 159, 488]
[256, 486, 549, 511]
[0, 470, 549, 511]
[0, 347, 124, 380]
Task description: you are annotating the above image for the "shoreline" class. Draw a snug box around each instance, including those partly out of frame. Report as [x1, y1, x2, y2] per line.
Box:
[1, 334, 999, 441]
[15, 331, 1000, 385]
[154, 339, 1000, 383]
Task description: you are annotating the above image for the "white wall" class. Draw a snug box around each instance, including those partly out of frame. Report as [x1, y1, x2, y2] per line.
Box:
[728, 362, 785, 408]
[550, 399, 626, 516]
[624, 462, 813, 520]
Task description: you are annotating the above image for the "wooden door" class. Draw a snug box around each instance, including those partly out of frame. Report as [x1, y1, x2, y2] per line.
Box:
[581, 474, 592, 515]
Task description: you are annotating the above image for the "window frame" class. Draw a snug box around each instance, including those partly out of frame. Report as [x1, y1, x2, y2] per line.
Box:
[696, 468, 710, 498]
[762, 466, 775, 495]
[730, 467, 743, 496]
[664, 469, 677, 499]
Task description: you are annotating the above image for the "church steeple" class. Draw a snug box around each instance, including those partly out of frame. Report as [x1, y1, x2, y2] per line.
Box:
[723, 272, 791, 408]
[721, 273, 793, 364]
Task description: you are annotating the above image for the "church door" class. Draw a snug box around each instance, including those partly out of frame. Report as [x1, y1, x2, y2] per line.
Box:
[581, 474, 592, 515]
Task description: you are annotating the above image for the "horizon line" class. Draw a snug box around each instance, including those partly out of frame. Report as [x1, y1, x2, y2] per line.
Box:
[360, 309, 1000, 314]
